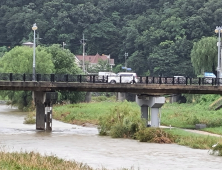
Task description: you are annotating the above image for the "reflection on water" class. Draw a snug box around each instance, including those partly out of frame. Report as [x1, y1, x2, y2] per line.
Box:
[0, 104, 222, 170]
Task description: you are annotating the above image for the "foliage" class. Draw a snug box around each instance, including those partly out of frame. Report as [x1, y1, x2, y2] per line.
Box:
[165, 128, 219, 149]
[0, 46, 8, 58]
[0, 45, 55, 110]
[23, 112, 36, 124]
[45, 44, 85, 104]
[53, 101, 120, 125]
[135, 128, 173, 143]
[210, 143, 222, 156]
[91, 95, 116, 102]
[45, 44, 82, 74]
[209, 97, 222, 110]
[2, 0, 222, 77]
[53, 99, 222, 148]
[190, 37, 217, 76]
[161, 100, 222, 129]
[183, 94, 220, 104]
[0, 46, 54, 74]
[0, 150, 94, 170]
[0, 45, 84, 109]
[98, 101, 146, 138]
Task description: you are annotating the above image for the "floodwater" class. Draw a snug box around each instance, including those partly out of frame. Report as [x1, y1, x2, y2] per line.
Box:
[0, 105, 222, 170]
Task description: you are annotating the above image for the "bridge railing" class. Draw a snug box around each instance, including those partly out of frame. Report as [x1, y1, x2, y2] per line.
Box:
[0, 73, 222, 86]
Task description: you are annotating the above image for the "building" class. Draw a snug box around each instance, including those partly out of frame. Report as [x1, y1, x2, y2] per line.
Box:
[75, 53, 115, 71]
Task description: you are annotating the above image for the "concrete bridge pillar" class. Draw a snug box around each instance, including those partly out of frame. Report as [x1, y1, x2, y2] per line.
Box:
[34, 92, 46, 130]
[117, 92, 126, 101]
[116, 92, 136, 102]
[136, 95, 165, 127]
[33, 91, 58, 131]
[85, 92, 91, 103]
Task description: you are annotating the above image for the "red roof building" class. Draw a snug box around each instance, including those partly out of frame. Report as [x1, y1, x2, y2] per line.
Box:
[75, 53, 115, 70]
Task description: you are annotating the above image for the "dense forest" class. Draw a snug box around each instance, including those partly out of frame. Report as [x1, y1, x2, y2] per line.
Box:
[0, 0, 222, 77]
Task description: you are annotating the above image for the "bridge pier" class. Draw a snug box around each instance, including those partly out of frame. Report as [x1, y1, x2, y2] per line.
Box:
[117, 92, 126, 101]
[33, 91, 58, 131]
[136, 95, 165, 127]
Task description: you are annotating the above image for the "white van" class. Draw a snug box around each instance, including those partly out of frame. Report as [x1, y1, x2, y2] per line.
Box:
[98, 72, 116, 81]
[174, 76, 186, 84]
[108, 72, 138, 84]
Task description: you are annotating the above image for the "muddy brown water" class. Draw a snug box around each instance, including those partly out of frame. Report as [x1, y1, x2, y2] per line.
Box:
[0, 105, 222, 170]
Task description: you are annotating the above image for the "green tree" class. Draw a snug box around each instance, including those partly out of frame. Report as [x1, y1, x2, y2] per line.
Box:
[0, 46, 54, 73]
[0, 46, 8, 58]
[45, 44, 82, 74]
[45, 44, 85, 104]
[190, 37, 217, 76]
[0, 46, 54, 110]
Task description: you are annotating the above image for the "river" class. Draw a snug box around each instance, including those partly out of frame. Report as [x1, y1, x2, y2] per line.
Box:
[0, 104, 222, 170]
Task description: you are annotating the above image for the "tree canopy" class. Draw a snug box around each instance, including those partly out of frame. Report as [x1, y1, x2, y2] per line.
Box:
[0, 45, 84, 110]
[190, 37, 217, 75]
[0, 0, 222, 77]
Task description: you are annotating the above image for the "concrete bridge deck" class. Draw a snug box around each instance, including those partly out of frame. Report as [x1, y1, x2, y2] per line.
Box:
[0, 81, 222, 95]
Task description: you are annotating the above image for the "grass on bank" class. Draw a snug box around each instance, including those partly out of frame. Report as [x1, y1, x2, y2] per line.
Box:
[23, 112, 36, 124]
[161, 102, 222, 129]
[25, 94, 222, 155]
[53, 96, 131, 126]
[0, 150, 96, 170]
[53, 99, 222, 150]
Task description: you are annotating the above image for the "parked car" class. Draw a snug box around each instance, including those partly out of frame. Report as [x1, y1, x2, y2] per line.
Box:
[204, 72, 216, 84]
[108, 72, 138, 84]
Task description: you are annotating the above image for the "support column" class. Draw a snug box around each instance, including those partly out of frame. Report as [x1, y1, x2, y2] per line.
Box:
[141, 105, 148, 126]
[150, 108, 160, 127]
[136, 95, 165, 127]
[33, 91, 46, 130]
[46, 106, 52, 131]
[33, 91, 58, 131]
[117, 92, 126, 101]
[85, 92, 91, 103]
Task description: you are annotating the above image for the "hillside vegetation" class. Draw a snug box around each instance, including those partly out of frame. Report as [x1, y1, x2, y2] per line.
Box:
[1, 0, 222, 76]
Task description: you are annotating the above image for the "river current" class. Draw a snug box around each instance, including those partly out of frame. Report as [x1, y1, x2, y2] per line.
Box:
[0, 104, 222, 170]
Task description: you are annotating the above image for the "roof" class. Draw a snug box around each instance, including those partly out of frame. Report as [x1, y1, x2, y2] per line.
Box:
[75, 53, 115, 65]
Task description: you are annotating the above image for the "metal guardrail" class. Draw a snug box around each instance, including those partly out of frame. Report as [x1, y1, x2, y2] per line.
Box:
[0, 73, 221, 86]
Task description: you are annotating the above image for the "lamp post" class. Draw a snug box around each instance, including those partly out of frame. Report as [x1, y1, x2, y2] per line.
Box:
[32, 23, 37, 81]
[215, 26, 222, 81]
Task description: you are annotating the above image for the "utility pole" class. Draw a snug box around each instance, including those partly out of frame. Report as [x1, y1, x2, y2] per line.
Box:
[81, 34, 87, 74]
[125, 52, 128, 72]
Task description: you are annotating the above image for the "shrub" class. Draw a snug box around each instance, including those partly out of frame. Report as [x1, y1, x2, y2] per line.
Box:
[211, 143, 222, 156]
[135, 128, 173, 143]
[23, 112, 36, 124]
[98, 101, 145, 138]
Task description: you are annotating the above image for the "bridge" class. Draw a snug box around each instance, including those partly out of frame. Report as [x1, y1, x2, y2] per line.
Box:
[1, 73, 222, 131]
[0, 73, 222, 94]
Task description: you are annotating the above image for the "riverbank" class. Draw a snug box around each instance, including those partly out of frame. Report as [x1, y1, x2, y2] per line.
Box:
[1, 104, 222, 169]
[52, 100, 222, 151]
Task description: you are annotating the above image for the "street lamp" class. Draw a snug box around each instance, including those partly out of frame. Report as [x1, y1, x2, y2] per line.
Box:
[32, 23, 37, 81]
[215, 26, 222, 81]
